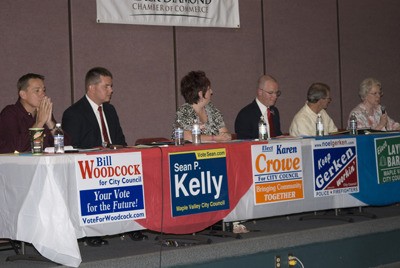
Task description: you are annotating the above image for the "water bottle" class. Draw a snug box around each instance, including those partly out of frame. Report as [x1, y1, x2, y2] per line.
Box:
[316, 114, 324, 136]
[174, 119, 184, 146]
[349, 113, 358, 135]
[192, 117, 201, 145]
[53, 123, 65, 153]
[258, 115, 268, 140]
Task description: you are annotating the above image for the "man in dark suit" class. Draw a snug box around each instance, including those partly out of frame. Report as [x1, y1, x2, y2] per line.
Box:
[62, 67, 126, 149]
[235, 74, 282, 139]
[62, 67, 146, 246]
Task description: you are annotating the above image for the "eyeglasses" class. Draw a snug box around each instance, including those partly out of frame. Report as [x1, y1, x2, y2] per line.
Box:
[323, 97, 332, 101]
[260, 89, 281, 97]
[369, 91, 383, 97]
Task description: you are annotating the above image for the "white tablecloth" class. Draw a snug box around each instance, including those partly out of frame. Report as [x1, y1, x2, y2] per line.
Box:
[0, 153, 144, 267]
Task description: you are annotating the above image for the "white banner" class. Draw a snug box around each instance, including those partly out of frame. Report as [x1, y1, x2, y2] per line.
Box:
[96, 0, 240, 28]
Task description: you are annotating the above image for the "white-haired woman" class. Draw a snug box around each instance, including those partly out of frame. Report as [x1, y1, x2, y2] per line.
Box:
[348, 78, 399, 131]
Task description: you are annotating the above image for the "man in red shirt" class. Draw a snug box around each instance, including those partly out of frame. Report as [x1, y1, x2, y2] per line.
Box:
[0, 73, 60, 153]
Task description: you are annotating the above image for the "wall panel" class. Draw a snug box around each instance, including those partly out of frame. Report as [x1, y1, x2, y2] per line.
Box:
[0, 0, 71, 121]
[339, 0, 400, 124]
[175, 0, 265, 133]
[264, 0, 341, 132]
[69, 1, 176, 144]
[1, 0, 399, 148]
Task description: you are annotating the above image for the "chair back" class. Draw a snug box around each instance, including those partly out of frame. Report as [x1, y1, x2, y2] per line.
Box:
[135, 137, 170, 145]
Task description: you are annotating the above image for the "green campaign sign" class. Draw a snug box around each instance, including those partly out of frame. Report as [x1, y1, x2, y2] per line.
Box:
[375, 136, 400, 184]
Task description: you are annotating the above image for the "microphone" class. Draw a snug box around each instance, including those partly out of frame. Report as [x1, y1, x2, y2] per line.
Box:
[381, 105, 388, 130]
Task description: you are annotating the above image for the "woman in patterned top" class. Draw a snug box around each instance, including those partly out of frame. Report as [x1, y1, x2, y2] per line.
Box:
[348, 78, 400, 131]
[173, 70, 231, 142]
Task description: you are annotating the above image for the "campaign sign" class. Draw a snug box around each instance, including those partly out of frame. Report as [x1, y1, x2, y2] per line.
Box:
[375, 136, 400, 184]
[75, 152, 146, 226]
[251, 142, 304, 205]
[169, 148, 229, 217]
[312, 138, 359, 197]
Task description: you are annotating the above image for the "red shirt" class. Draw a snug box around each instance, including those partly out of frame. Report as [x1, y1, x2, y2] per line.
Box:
[0, 100, 56, 153]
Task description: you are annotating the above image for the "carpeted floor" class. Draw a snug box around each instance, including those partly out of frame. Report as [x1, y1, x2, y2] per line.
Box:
[1, 205, 400, 268]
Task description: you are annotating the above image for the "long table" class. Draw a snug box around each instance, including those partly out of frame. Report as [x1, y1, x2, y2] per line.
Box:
[0, 133, 399, 267]
[224, 134, 400, 221]
[0, 147, 162, 267]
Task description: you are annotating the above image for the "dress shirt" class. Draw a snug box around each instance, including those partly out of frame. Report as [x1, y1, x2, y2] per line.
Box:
[235, 99, 282, 139]
[256, 98, 275, 137]
[255, 98, 267, 117]
[62, 96, 126, 149]
[289, 102, 338, 137]
[86, 95, 112, 144]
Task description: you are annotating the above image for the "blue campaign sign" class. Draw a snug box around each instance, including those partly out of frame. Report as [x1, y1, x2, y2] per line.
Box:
[313, 139, 358, 197]
[80, 185, 144, 216]
[169, 148, 229, 217]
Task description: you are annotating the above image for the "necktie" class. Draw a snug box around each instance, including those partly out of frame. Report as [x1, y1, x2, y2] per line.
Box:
[267, 107, 276, 137]
[98, 106, 110, 145]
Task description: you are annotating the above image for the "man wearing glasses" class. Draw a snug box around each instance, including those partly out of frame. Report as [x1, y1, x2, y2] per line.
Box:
[289, 82, 337, 136]
[235, 74, 282, 139]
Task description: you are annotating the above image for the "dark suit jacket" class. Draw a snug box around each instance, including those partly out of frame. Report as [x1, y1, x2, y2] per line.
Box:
[235, 99, 282, 139]
[62, 96, 127, 149]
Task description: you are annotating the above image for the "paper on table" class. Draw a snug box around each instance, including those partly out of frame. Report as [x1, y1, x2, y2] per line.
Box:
[44, 146, 75, 153]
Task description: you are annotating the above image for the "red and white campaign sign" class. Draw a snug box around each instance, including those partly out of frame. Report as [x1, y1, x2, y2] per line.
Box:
[75, 152, 146, 226]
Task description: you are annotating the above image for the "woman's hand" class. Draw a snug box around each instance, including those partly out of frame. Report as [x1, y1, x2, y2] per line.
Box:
[213, 128, 232, 141]
[377, 113, 388, 130]
[213, 132, 232, 141]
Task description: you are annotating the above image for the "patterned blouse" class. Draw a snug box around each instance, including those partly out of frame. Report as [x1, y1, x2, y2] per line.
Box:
[173, 102, 226, 136]
[348, 103, 399, 130]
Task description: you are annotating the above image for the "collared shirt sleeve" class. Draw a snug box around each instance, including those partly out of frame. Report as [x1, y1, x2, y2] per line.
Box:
[0, 103, 33, 153]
